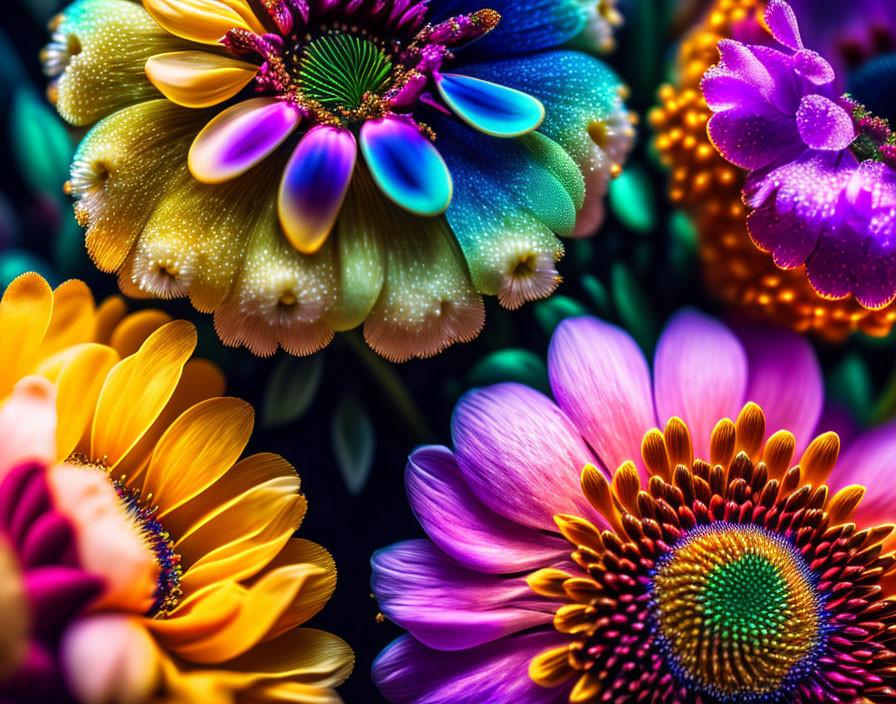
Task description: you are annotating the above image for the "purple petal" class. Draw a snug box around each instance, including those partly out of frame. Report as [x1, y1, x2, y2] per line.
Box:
[188, 98, 300, 183]
[707, 107, 802, 171]
[373, 632, 572, 704]
[765, 0, 803, 50]
[805, 226, 862, 300]
[548, 317, 657, 479]
[24, 567, 103, 640]
[371, 539, 557, 651]
[793, 49, 835, 85]
[796, 95, 854, 150]
[8, 468, 52, 550]
[278, 126, 356, 254]
[736, 324, 822, 454]
[405, 446, 568, 574]
[816, 402, 857, 448]
[746, 204, 820, 269]
[451, 383, 600, 532]
[832, 420, 896, 524]
[20, 512, 76, 568]
[654, 310, 748, 461]
[0, 463, 41, 538]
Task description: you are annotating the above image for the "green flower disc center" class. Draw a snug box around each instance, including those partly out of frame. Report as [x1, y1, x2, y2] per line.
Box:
[295, 33, 393, 112]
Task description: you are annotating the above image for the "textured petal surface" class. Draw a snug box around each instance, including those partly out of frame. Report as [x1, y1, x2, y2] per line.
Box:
[437, 74, 544, 137]
[654, 310, 748, 460]
[145, 51, 258, 108]
[405, 446, 568, 574]
[279, 127, 356, 254]
[451, 383, 599, 531]
[360, 117, 452, 216]
[549, 317, 657, 477]
[189, 98, 301, 184]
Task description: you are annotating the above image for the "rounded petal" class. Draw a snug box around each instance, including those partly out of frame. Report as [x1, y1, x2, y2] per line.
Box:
[278, 126, 356, 254]
[142, 0, 267, 44]
[653, 310, 748, 461]
[189, 98, 301, 184]
[405, 446, 568, 574]
[372, 539, 556, 651]
[451, 383, 599, 531]
[0, 273, 53, 399]
[145, 51, 258, 108]
[436, 74, 544, 137]
[360, 117, 452, 216]
[548, 317, 657, 478]
[0, 377, 57, 479]
[795, 94, 855, 150]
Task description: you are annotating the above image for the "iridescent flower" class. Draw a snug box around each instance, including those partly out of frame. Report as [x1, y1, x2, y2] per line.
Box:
[0, 273, 354, 703]
[703, 0, 896, 310]
[372, 310, 896, 703]
[43, 0, 632, 361]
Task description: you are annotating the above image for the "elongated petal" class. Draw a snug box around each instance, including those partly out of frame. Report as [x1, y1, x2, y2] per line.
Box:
[145, 51, 258, 108]
[279, 126, 356, 254]
[653, 310, 748, 461]
[0, 273, 53, 399]
[189, 98, 300, 183]
[0, 377, 57, 477]
[437, 74, 544, 137]
[405, 446, 568, 574]
[549, 316, 657, 478]
[142, 0, 267, 44]
[360, 117, 452, 216]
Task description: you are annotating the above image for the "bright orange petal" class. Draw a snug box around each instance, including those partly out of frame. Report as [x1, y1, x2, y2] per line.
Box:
[146, 51, 258, 108]
[91, 320, 196, 468]
[0, 273, 53, 398]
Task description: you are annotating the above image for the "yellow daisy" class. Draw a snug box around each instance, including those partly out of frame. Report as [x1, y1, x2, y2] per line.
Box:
[0, 272, 354, 703]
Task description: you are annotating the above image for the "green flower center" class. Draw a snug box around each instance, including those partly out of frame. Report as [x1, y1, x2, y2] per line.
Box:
[294, 33, 393, 113]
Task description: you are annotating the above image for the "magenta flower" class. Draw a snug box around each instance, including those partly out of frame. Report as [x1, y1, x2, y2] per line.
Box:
[703, 0, 896, 309]
[372, 310, 896, 703]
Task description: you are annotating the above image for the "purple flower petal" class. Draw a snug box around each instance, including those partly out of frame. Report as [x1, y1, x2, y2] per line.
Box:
[736, 324, 823, 454]
[371, 539, 558, 651]
[373, 632, 571, 704]
[707, 107, 802, 171]
[765, 0, 803, 50]
[796, 95, 855, 150]
[746, 204, 820, 269]
[451, 383, 600, 532]
[20, 512, 75, 568]
[24, 567, 103, 640]
[548, 317, 657, 479]
[405, 446, 568, 574]
[278, 126, 356, 254]
[831, 420, 896, 522]
[653, 310, 748, 461]
[8, 467, 52, 550]
[793, 49, 835, 85]
[188, 98, 301, 183]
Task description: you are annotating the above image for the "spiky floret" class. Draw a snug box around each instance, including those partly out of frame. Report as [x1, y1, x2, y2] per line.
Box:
[527, 403, 896, 703]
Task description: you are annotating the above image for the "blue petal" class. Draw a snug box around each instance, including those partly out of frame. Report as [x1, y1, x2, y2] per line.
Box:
[360, 117, 452, 216]
[437, 74, 544, 137]
[452, 51, 625, 166]
[429, 0, 588, 57]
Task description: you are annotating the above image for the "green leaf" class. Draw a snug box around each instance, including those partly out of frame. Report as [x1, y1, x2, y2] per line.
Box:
[534, 295, 590, 336]
[331, 394, 374, 496]
[581, 275, 611, 317]
[467, 348, 550, 394]
[611, 262, 659, 352]
[261, 355, 323, 428]
[668, 210, 698, 279]
[10, 89, 74, 198]
[609, 164, 657, 234]
[826, 353, 873, 426]
[871, 363, 896, 424]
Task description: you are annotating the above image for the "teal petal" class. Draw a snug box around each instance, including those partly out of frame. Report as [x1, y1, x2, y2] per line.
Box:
[360, 117, 452, 216]
[437, 74, 544, 137]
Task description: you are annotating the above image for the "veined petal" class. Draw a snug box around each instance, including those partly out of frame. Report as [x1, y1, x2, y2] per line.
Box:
[142, 0, 267, 44]
[145, 51, 258, 108]
[278, 126, 356, 254]
[437, 74, 544, 137]
[189, 98, 301, 183]
[360, 117, 452, 216]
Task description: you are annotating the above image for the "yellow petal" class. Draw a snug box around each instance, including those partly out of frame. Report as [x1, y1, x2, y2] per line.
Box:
[39, 280, 96, 358]
[0, 273, 53, 399]
[54, 343, 121, 460]
[145, 396, 254, 513]
[239, 681, 344, 704]
[109, 309, 174, 358]
[150, 565, 327, 662]
[91, 319, 196, 467]
[142, 0, 267, 45]
[261, 539, 336, 636]
[146, 51, 257, 108]
[93, 296, 128, 346]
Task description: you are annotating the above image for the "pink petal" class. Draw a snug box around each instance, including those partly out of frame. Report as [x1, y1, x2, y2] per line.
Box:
[406, 446, 568, 574]
[0, 376, 57, 481]
[372, 539, 557, 651]
[653, 310, 748, 461]
[548, 317, 657, 479]
[451, 384, 601, 532]
[737, 323, 823, 454]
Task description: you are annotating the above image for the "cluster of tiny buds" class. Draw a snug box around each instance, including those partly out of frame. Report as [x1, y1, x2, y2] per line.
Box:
[840, 95, 896, 169]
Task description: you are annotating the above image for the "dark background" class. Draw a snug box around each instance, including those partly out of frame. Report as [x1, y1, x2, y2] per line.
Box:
[2, 1, 896, 701]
